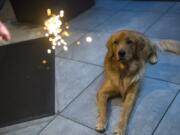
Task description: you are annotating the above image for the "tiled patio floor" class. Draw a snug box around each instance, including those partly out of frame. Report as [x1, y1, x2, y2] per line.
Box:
[1, 0, 180, 135]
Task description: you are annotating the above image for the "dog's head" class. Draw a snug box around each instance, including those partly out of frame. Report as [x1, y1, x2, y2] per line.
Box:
[106, 30, 145, 63]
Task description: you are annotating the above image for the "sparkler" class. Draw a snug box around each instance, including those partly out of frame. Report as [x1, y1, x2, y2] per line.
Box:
[44, 9, 70, 53]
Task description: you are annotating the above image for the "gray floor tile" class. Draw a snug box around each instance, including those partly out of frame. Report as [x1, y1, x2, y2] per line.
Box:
[55, 57, 103, 112]
[57, 32, 110, 66]
[145, 51, 180, 84]
[169, 2, 180, 14]
[106, 88, 178, 135]
[61, 75, 103, 129]
[145, 13, 180, 40]
[69, 7, 117, 31]
[93, 11, 162, 33]
[122, 1, 174, 12]
[126, 86, 178, 135]
[39, 116, 100, 135]
[2, 122, 47, 135]
[95, 1, 129, 11]
[0, 116, 54, 135]
[61, 73, 180, 134]
[55, 29, 86, 55]
[154, 91, 180, 135]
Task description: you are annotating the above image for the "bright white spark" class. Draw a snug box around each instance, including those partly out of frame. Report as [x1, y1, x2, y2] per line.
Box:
[60, 10, 64, 18]
[86, 36, 93, 43]
[42, 60, 47, 64]
[63, 46, 68, 51]
[47, 9, 51, 16]
[47, 49, 52, 54]
[76, 41, 80, 45]
[52, 46, 56, 50]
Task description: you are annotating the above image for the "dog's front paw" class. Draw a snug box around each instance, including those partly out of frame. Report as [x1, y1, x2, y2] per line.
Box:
[95, 117, 107, 133]
[114, 127, 125, 135]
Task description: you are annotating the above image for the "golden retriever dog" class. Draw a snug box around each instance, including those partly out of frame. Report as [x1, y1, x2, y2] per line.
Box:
[95, 30, 159, 135]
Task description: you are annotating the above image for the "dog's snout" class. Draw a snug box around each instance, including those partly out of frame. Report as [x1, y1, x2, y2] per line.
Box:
[118, 50, 126, 58]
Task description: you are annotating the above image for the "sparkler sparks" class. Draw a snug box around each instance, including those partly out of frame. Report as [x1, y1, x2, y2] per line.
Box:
[76, 41, 81, 45]
[47, 49, 52, 54]
[42, 60, 47, 64]
[86, 36, 93, 43]
[44, 9, 70, 53]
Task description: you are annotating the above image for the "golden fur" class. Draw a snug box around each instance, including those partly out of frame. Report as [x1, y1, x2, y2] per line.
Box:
[96, 30, 157, 135]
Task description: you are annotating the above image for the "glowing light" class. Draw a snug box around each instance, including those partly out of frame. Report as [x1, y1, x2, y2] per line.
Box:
[63, 46, 68, 51]
[59, 10, 64, 17]
[65, 25, 69, 29]
[57, 42, 61, 46]
[86, 36, 92, 43]
[49, 37, 53, 41]
[62, 31, 70, 37]
[44, 9, 69, 52]
[47, 49, 52, 54]
[45, 33, 49, 37]
[47, 9, 51, 16]
[42, 60, 47, 64]
[76, 41, 80, 45]
[52, 46, 56, 50]
[52, 41, 56, 46]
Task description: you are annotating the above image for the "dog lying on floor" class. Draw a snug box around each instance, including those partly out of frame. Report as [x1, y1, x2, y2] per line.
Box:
[95, 30, 179, 135]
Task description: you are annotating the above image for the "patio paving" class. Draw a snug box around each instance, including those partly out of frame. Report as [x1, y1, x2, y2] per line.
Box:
[92, 11, 163, 33]
[121, 1, 174, 13]
[1, 0, 180, 135]
[145, 13, 180, 40]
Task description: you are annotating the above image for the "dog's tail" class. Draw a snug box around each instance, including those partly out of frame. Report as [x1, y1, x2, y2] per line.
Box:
[154, 40, 180, 55]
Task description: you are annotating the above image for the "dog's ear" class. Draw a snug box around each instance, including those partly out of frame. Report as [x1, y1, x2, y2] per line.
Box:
[135, 37, 146, 58]
[136, 36, 158, 63]
[136, 37, 145, 51]
[106, 35, 114, 58]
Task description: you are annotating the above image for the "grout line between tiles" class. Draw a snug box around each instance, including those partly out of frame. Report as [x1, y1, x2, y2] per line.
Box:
[91, 1, 131, 30]
[144, 2, 177, 34]
[144, 75, 180, 85]
[151, 89, 180, 135]
[37, 115, 58, 135]
[58, 114, 98, 133]
[56, 55, 103, 68]
[60, 71, 103, 113]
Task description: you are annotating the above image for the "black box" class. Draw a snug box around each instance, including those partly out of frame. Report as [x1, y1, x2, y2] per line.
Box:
[0, 38, 55, 127]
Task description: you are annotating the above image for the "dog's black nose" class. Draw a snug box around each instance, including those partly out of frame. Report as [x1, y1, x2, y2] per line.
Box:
[118, 50, 126, 58]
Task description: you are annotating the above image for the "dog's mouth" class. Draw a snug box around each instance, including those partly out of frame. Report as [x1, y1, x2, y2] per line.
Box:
[119, 57, 127, 63]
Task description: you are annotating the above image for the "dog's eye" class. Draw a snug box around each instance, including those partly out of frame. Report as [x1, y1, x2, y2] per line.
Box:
[126, 39, 133, 45]
[113, 40, 119, 45]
